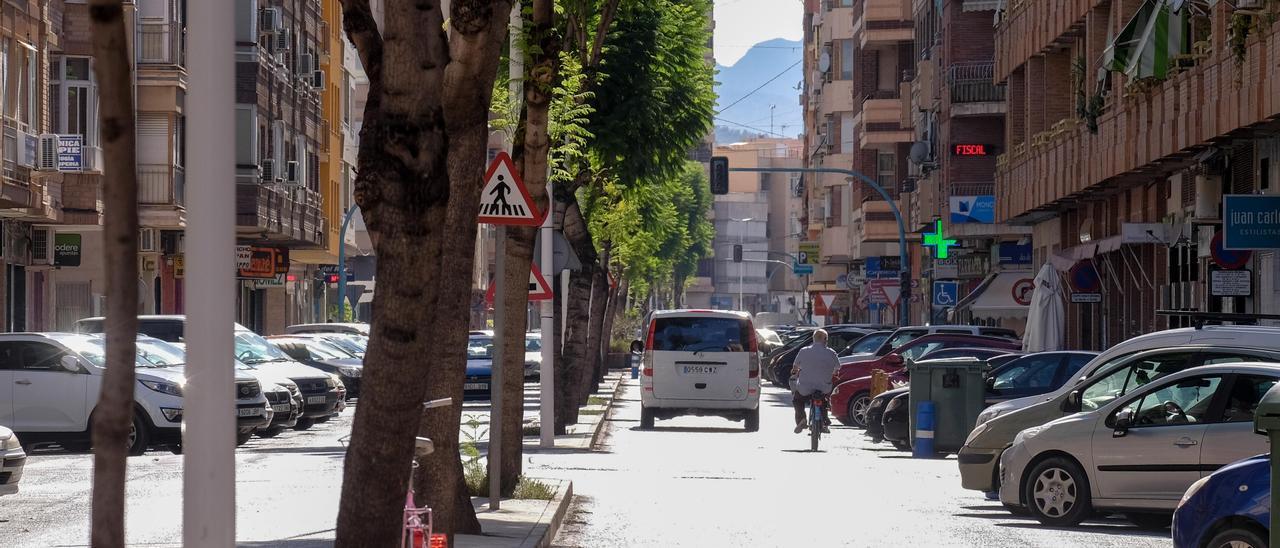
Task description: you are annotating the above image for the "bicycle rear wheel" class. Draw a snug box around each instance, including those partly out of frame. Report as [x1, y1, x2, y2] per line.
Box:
[809, 406, 821, 451]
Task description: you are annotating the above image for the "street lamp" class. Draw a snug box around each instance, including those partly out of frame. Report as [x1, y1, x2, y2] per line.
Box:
[729, 217, 753, 312]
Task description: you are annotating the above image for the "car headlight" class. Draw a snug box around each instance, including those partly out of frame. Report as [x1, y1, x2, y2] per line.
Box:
[324, 376, 338, 388]
[1013, 425, 1046, 446]
[338, 366, 361, 378]
[965, 422, 990, 445]
[976, 407, 1005, 426]
[885, 396, 905, 413]
[141, 379, 184, 397]
[1179, 476, 1212, 509]
[1, 433, 20, 451]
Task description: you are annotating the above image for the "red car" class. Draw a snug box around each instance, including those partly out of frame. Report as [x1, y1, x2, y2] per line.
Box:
[829, 334, 1021, 427]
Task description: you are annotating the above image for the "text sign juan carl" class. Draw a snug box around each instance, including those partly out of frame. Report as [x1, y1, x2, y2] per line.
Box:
[1223, 195, 1280, 250]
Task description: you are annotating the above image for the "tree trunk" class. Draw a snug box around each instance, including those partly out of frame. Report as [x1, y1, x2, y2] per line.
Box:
[559, 263, 593, 426]
[87, 2, 140, 546]
[336, 1, 511, 544]
[600, 274, 623, 371]
[552, 272, 566, 434]
[585, 259, 609, 388]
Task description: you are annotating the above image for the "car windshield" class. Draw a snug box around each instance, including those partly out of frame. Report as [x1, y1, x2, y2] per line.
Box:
[651, 316, 750, 352]
[235, 331, 293, 364]
[299, 340, 353, 360]
[842, 333, 888, 356]
[54, 336, 111, 368]
[880, 329, 926, 354]
[136, 339, 187, 366]
[469, 337, 495, 359]
[526, 336, 542, 352]
[324, 336, 366, 356]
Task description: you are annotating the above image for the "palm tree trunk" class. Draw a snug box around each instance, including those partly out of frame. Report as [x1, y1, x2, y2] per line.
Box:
[87, 2, 139, 545]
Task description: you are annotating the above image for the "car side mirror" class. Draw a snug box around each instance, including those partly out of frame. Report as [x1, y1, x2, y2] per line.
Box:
[884, 354, 904, 367]
[1064, 390, 1083, 413]
[985, 376, 997, 392]
[629, 340, 644, 354]
[59, 355, 82, 373]
[1112, 409, 1134, 437]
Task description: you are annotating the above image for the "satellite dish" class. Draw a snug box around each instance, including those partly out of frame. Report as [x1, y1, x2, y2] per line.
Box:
[908, 141, 931, 165]
[818, 51, 832, 73]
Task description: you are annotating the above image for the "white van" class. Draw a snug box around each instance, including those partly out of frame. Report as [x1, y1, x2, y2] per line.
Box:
[638, 310, 761, 431]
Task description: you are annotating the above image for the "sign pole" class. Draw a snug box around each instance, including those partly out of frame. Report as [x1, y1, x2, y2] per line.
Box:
[540, 182, 555, 448]
[490, 226, 505, 510]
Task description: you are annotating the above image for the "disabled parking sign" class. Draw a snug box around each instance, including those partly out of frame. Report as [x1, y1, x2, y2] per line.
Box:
[933, 281, 958, 307]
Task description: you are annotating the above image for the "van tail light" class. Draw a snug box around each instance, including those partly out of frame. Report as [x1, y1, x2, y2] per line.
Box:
[643, 320, 656, 377]
[747, 328, 759, 354]
[642, 361, 653, 377]
[645, 319, 657, 351]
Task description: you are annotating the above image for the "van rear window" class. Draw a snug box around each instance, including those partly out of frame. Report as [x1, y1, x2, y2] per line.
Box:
[652, 317, 751, 352]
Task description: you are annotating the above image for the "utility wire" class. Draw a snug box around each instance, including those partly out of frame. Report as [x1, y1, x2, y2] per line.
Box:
[716, 59, 803, 115]
[714, 116, 789, 138]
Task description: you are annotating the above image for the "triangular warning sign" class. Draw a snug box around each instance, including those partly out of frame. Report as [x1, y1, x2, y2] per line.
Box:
[819, 294, 836, 309]
[478, 152, 542, 226]
[485, 263, 555, 304]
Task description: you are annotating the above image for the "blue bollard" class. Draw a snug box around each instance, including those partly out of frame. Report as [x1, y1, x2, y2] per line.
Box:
[630, 355, 640, 379]
[913, 400, 936, 458]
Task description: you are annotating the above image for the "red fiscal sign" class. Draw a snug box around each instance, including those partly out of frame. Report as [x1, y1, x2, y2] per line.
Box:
[953, 144, 988, 156]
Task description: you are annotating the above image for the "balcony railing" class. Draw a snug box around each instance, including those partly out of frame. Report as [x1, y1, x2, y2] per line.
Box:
[950, 181, 995, 197]
[947, 62, 1005, 103]
[139, 164, 185, 205]
[137, 22, 185, 66]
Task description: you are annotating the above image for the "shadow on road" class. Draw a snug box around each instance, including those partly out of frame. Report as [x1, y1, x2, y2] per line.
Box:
[994, 521, 1170, 539]
[632, 426, 748, 434]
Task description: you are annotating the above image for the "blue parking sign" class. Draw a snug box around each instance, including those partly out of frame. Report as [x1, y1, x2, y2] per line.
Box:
[933, 281, 958, 307]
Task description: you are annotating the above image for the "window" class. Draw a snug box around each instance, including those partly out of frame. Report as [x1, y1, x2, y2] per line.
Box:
[1200, 352, 1278, 366]
[877, 152, 896, 190]
[1118, 376, 1223, 427]
[651, 317, 752, 353]
[1080, 352, 1196, 411]
[836, 39, 854, 80]
[1063, 354, 1093, 379]
[991, 354, 1063, 390]
[827, 331, 861, 354]
[21, 43, 36, 129]
[1222, 375, 1278, 423]
[50, 56, 98, 146]
[901, 342, 943, 361]
[0, 341, 68, 371]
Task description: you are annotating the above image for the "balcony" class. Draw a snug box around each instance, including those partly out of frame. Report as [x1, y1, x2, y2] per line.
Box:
[859, 201, 904, 242]
[994, 14, 1280, 223]
[819, 221, 851, 263]
[856, 90, 913, 148]
[137, 22, 185, 67]
[855, 0, 913, 47]
[139, 164, 185, 205]
[236, 184, 327, 247]
[947, 62, 1007, 117]
[820, 78, 854, 114]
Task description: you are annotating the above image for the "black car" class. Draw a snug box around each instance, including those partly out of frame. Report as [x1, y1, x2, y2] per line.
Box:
[257, 381, 302, 437]
[267, 336, 364, 400]
[864, 386, 908, 446]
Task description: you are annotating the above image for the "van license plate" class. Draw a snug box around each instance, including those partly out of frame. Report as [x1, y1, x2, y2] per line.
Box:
[464, 383, 489, 391]
[306, 396, 328, 404]
[237, 408, 262, 417]
[683, 365, 719, 375]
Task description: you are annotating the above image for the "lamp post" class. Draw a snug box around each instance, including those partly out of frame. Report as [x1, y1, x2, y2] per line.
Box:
[730, 217, 753, 311]
[335, 206, 359, 322]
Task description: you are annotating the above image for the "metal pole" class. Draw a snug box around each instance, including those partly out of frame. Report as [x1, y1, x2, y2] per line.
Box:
[336, 206, 358, 321]
[540, 182, 555, 448]
[728, 167, 911, 327]
[738, 228, 744, 311]
[184, 1, 234, 545]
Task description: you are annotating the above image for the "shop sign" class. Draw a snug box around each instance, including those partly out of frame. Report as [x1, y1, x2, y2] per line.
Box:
[54, 233, 82, 267]
[174, 255, 185, 279]
[1223, 195, 1280, 250]
[949, 195, 995, 224]
[57, 135, 83, 171]
[866, 256, 901, 278]
[998, 242, 1032, 265]
[1210, 269, 1252, 297]
[251, 274, 286, 289]
[932, 257, 959, 279]
[797, 241, 820, 265]
[236, 246, 289, 279]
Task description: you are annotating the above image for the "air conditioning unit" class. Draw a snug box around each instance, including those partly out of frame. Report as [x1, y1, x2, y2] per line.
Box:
[31, 227, 50, 264]
[285, 160, 300, 185]
[259, 8, 282, 34]
[260, 158, 276, 183]
[311, 69, 325, 90]
[274, 28, 292, 53]
[297, 53, 314, 75]
[37, 134, 58, 171]
[138, 228, 158, 253]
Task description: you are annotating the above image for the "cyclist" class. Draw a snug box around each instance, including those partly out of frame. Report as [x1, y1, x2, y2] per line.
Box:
[790, 328, 839, 434]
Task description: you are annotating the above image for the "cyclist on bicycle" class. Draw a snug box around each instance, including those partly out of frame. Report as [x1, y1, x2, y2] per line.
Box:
[790, 329, 839, 434]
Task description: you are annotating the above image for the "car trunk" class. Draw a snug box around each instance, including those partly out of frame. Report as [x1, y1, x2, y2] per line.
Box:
[649, 315, 753, 401]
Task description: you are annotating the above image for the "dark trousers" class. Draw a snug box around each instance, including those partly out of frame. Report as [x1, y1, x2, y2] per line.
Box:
[793, 390, 829, 426]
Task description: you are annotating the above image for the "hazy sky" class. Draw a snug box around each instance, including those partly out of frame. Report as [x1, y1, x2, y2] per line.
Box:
[714, 0, 804, 66]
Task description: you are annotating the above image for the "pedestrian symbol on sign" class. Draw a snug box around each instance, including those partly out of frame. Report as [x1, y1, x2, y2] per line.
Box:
[485, 175, 525, 217]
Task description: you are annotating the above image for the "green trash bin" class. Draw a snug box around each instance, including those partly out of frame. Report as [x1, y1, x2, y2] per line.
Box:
[908, 357, 987, 454]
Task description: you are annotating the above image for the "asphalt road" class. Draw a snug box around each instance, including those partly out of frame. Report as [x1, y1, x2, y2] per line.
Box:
[541, 380, 1175, 548]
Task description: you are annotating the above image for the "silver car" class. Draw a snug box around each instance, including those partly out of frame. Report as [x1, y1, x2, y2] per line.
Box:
[999, 362, 1279, 527]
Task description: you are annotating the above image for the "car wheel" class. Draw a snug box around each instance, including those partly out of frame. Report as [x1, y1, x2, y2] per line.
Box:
[256, 428, 283, 439]
[847, 393, 872, 428]
[744, 408, 759, 432]
[1023, 456, 1092, 527]
[1206, 527, 1267, 548]
[639, 407, 655, 430]
[126, 412, 149, 457]
[236, 431, 254, 446]
[1124, 513, 1171, 530]
[293, 417, 316, 431]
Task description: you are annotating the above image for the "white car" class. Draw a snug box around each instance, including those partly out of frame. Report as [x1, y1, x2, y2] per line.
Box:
[524, 332, 542, 380]
[0, 424, 24, 496]
[0, 333, 270, 455]
[284, 323, 371, 336]
[999, 362, 1278, 527]
[638, 310, 761, 431]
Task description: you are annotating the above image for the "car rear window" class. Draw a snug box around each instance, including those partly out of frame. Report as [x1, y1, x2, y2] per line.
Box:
[652, 316, 752, 352]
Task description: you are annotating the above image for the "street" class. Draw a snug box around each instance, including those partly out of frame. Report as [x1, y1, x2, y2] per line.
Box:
[543, 380, 1173, 548]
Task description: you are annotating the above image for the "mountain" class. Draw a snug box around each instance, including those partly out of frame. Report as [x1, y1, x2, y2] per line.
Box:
[715, 38, 804, 140]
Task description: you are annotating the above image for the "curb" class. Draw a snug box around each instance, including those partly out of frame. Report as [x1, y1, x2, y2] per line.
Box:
[588, 373, 627, 450]
[524, 480, 574, 548]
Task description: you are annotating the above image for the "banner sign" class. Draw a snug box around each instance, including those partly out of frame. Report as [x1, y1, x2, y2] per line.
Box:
[54, 233, 82, 267]
[1223, 195, 1280, 250]
[950, 195, 995, 224]
[237, 246, 289, 280]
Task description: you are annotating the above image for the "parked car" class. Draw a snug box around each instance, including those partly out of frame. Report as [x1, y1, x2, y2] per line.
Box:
[0, 424, 24, 496]
[756, 328, 784, 357]
[864, 326, 1020, 358]
[864, 386, 908, 445]
[840, 330, 893, 358]
[267, 335, 364, 400]
[310, 333, 368, 358]
[1173, 454, 1269, 548]
[524, 333, 543, 380]
[257, 379, 302, 438]
[77, 316, 348, 431]
[769, 326, 875, 387]
[918, 347, 1019, 363]
[959, 343, 1280, 496]
[985, 353, 1025, 370]
[465, 335, 497, 399]
[999, 362, 1278, 527]
[637, 310, 761, 431]
[284, 323, 371, 336]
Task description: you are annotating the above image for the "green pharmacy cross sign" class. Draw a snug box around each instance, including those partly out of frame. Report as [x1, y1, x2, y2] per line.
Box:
[923, 219, 957, 259]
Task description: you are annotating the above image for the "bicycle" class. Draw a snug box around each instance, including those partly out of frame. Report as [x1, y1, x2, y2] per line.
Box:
[401, 397, 453, 548]
[808, 392, 827, 452]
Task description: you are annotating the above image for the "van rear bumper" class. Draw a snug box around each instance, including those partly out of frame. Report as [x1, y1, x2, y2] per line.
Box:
[642, 393, 759, 411]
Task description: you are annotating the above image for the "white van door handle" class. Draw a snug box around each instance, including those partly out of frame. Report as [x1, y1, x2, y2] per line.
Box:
[14, 379, 31, 385]
[1173, 437, 1198, 447]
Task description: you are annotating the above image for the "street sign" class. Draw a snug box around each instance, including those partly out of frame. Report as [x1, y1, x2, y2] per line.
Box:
[923, 219, 958, 259]
[53, 233, 82, 267]
[793, 263, 814, 275]
[1210, 268, 1252, 297]
[868, 279, 902, 307]
[1070, 293, 1102, 303]
[1012, 278, 1035, 306]
[478, 151, 541, 226]
[485, 263, 554, 304]
[812, 293, 836, 316]
[797, 241, 820, 265]
[1223, 194, 1280, 250]
[533, 230, 583, 272]
[836, 273, 850, 289]
[932, 281, 958, 307]
[1211, 230, 1252, 270]
[1068, 259, 1101, 293]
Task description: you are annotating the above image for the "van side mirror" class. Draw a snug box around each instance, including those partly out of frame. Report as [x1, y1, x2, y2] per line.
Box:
[629, 340, 644, 354]
[59, 355, 82, 373]
[1112, 409, 1134, 437]
[1064, 390, 1083, 413]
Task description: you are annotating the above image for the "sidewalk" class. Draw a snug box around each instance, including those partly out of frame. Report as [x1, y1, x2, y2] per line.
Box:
[455, 371, 626, 547]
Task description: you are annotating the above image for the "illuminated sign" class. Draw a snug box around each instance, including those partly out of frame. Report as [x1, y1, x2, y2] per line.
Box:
[923, 220, 958, 260]
[953, 144, 990, 156]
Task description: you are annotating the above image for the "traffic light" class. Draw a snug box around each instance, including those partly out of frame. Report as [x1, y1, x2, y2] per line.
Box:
[325, 273, 340, 284]
[733, 244, 743, 263]
[710, 156, 729, 195]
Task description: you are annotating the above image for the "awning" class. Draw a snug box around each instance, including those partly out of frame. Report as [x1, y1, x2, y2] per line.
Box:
[956, 272, 1034, 320]
[1102, 0, 1189, 80]
[1048, 235, 1123, 271]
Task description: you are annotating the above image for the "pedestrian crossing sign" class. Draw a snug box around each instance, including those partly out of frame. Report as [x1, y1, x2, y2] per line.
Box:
[478, 151, 542, 226]
[485, 263, 555, 304]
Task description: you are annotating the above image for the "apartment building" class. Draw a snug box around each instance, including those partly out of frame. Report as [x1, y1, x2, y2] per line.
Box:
[994, 0, 1280, 348]
[903, 0, 1033, 330]
[803, 0, 917, 325]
